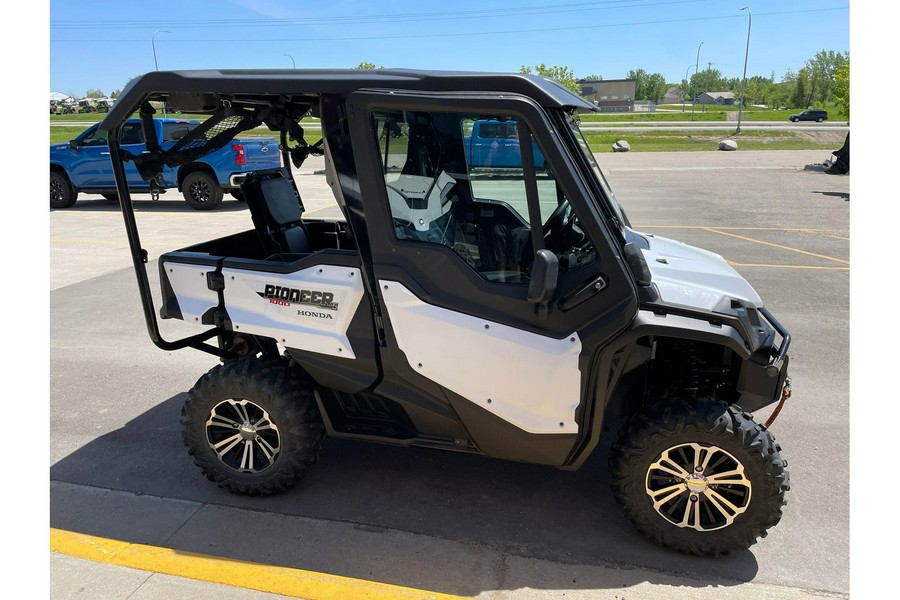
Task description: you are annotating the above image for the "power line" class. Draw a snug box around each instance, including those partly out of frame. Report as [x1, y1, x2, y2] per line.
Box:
[50, 7, 849, 43]
[49, 0, 681, 28]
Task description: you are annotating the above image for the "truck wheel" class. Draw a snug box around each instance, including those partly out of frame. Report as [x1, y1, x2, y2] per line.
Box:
[182, 171, 224, 210]
[50, 171, 77, 209]
[101, 193, 120, 204]
[181, 357, 326, 496]
[609, 397, 789, 556]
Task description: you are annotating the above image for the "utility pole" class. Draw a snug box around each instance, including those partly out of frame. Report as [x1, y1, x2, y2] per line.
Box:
[735, 7, 752, 134]
[152, 30, 170, 117]
[704, 62, 713, 112]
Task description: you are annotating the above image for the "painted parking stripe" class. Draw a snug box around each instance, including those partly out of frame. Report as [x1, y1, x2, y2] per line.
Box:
[634, 225, 849, 267]
[702, 227, 848, 265]
[51, 528, 470, 600]
[727, 262, 849, 271]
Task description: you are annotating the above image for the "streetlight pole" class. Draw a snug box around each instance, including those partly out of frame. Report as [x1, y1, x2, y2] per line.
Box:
[690, 41, 704, 122]
[683, 64, 695, 112]
[735, 7, 752, 134]
[152, 30, 170, 117]
[284, 54, 296, 69]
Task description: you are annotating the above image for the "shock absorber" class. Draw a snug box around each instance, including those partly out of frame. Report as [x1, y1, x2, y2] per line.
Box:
[681, 341, 699, 397]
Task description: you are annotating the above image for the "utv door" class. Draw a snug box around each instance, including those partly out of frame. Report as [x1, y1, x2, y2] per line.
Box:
[346, 91, 638, 465]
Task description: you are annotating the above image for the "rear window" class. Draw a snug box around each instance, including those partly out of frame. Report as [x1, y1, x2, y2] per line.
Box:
[477, 122, 518, 139]
[162, 122, 200, 143]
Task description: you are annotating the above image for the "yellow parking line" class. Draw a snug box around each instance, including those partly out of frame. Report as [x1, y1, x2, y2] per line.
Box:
[727, 262, 849, 270]
[636, 225, 850, 239]
[636, 225, 829, 232]
[51, 528, 469, 600]
[703, 228, 849, 265]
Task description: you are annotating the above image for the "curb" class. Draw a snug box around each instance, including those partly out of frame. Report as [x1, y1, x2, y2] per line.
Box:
[51, 528, 470, 600]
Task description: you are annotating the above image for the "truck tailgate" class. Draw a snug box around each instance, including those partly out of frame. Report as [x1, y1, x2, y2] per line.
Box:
[235, 138, 280, 168]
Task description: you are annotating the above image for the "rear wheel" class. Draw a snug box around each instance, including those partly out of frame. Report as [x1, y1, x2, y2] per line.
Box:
[609, 397, 789, 556]
[101, 193, 119, 204]
[182, 357, 326, 496]
[182, 171, 224, 210]
[50, 171, 77, 209]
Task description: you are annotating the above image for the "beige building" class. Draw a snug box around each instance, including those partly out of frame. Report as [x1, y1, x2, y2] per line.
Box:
[577, 79, 636, 112]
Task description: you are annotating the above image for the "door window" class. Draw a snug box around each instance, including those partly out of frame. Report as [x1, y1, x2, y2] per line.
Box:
[79, 126, 108, 147]
[372, 110, 596, 283]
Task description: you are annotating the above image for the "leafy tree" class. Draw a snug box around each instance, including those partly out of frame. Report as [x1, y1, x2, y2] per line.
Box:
[355, 61, 382, 69]
[111, 89, 121, 98]
[740, 75, 774, 106]
[833, 59, 849, 119]
[790, 69, 810, 108]
[85, 88, 104, 98]
[686, 68, 726, 100]
[627, 69, 667, 102]
[804, 50, 848, 104]
[769, 81, 792, 110]
[582, 74, 602, 81]
[520, 64, 581, 95]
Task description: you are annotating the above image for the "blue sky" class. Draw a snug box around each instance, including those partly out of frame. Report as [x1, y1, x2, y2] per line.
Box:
[49, 0, 848, 98]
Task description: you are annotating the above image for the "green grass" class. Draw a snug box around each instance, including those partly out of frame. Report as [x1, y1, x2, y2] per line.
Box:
[50, 127, 90, 145]
[583, 105, 847, 122]
[581, 129, 845, 152]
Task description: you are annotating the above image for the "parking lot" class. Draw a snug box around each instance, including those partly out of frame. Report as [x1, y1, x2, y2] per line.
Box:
[49, 149, 849, 599]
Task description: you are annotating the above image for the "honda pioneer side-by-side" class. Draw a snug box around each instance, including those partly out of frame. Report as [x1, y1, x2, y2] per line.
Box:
[98, 69, 792, 556]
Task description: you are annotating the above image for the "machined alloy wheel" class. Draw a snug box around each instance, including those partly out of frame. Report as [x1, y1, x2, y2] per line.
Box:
[206, 398, 281, 473]
[182, 357, 325, 496]
[610, 397, 789, 556]
[646, 442, 751, 532]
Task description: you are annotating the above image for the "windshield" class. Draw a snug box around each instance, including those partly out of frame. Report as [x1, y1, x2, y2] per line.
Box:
[565, 116, 631, 231]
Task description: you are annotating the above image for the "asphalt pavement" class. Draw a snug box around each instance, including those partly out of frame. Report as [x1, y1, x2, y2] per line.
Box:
[49, 149, 850, 599]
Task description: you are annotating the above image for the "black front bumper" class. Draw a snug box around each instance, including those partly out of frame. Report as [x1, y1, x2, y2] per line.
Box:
[735, 307, 792, 413]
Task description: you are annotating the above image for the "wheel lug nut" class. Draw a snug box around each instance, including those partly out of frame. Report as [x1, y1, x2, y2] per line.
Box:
[690, 494, 699, 502]
[695, 466, 703, 473]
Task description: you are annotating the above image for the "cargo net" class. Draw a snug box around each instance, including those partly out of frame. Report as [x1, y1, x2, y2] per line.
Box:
[128, 101, 319, 185]
[160, 108, 262, 167]
[124, 103, 266, 184]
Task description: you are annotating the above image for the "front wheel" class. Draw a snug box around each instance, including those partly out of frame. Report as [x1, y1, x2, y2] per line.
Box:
[50, 171, 77, 209]
[182, 171, 224, 210]
[609, 397, 789, 556]
[182, 357, 326, 496]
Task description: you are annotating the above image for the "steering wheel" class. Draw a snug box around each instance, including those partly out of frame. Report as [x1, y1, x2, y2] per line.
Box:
[543, 199, 574, 236]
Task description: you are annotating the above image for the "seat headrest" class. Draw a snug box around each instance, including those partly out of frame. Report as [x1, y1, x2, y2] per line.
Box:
[259, 176, 302, 226]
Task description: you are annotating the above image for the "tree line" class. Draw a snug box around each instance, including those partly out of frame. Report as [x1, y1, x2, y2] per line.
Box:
[356, 51, 848, 113]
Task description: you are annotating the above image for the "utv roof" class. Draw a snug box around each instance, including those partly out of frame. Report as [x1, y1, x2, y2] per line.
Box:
[100, 68, 597, 130]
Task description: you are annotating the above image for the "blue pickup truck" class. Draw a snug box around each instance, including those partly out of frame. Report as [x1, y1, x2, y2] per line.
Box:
[50, 118, 281, 210]
[464, 119, 545, 169]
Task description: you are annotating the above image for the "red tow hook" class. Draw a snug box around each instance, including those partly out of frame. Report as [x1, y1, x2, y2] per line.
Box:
[764, 377, 792, 428]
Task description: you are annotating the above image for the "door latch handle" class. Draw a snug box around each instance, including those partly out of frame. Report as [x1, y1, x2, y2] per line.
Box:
[558, 274, 607, 311]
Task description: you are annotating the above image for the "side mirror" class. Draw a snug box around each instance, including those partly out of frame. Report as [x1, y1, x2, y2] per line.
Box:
[527, 249, 559, 320]
[68, 139, 79, 151]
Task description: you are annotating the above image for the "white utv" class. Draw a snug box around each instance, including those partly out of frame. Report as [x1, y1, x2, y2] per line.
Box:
[99, 69, 792, 556]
